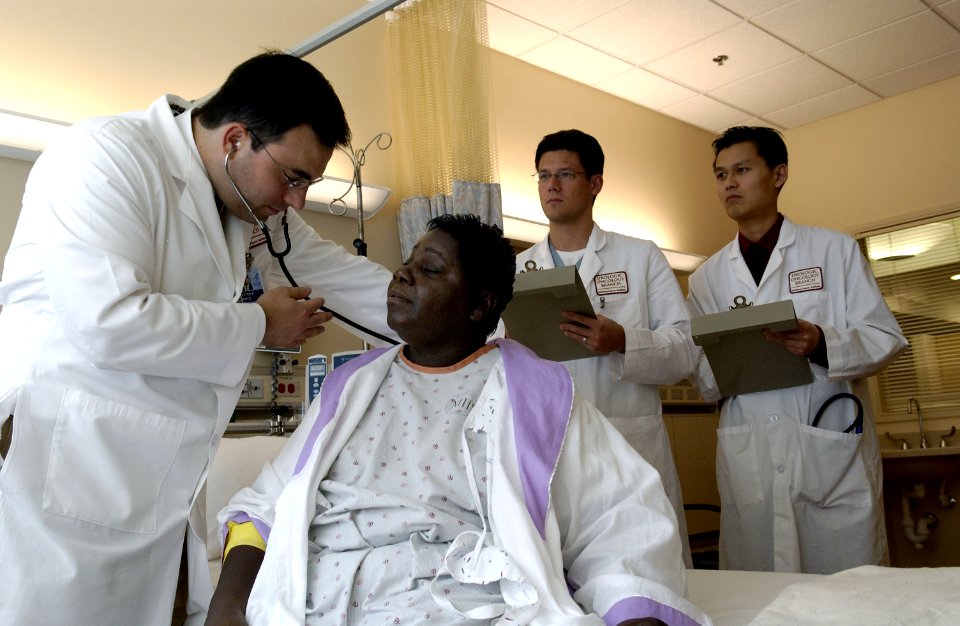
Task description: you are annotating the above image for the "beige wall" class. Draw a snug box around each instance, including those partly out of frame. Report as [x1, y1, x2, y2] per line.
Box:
[0, 157, 33, 277]
[491, 51, 727, 258]
[782, 75, 960, 236]
[3, 36, 959, 353]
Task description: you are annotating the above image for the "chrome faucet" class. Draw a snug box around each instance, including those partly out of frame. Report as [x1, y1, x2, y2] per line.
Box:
[907, 397, 928, 449]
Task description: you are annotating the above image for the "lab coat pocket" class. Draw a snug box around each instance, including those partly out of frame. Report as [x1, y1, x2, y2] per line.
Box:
[42, 388, 186, 533]
[794, 424, 870, 508]
[716, 424, 763, 505]
[594, 292, 642, 328]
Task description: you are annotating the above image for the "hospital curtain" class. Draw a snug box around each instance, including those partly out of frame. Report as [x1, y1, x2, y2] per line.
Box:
[386, 0, 502, 259]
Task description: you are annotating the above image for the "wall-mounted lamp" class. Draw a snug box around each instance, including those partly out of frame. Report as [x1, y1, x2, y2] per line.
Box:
[502, 214, 706, 273]
[0, 109, 70, 161]
[304, 176, 391, 220]
[0, 109, 393, 226]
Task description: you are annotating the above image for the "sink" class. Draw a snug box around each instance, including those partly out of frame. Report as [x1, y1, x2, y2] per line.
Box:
[881, 446, 960, 483]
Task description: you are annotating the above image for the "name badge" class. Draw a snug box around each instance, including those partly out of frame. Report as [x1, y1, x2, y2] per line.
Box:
[595, 271, 629, 296]
[240, 265, 264, 303]
[248, 225, 267, 250]
[789, 267, 824, 293]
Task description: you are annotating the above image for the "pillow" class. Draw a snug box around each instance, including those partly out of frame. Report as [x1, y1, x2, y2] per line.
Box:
[205, 435, 288, 560]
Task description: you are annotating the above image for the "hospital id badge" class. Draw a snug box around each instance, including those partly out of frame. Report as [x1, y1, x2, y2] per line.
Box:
[240, 266, 265, 303]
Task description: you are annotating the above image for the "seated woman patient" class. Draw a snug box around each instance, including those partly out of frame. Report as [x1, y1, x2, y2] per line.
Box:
[207, 214, 710, 626]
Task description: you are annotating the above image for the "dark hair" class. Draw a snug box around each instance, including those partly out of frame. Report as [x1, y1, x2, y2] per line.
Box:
[195, 51, 350, 149]
[426, 214, 515, 337]
[535, 129, 604, 176]
[712, 126, 787, 170]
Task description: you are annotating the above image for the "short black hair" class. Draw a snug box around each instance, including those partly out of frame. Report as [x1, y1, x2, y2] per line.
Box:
[426, 214, 515, 337]
[535, 129, 604, 176]
[712, 126, 787, 170]
[196, 51, 350, 149]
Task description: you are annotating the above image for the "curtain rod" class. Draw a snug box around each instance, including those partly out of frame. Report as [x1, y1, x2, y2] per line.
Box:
[287, 0, 407, 58]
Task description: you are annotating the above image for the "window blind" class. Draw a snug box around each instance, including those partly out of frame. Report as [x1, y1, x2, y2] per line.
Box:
[858, 214, 960, 413]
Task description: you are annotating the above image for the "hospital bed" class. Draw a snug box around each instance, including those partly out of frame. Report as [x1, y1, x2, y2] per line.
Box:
[206, 436, 960, 625]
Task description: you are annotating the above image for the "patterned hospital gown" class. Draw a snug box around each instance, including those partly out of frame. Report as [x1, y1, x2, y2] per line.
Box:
[304, 346, 504, 625]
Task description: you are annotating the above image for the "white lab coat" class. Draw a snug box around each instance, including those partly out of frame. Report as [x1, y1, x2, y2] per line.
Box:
[517, 224, 697, 566]
[220, 340, 711, 626]
[0, 95, 395, 625]
[686, 216, 907, 574]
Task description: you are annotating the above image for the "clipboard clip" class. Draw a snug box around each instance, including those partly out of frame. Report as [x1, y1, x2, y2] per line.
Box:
[729, 295, 753, 310]
[521, 260, 542, 273]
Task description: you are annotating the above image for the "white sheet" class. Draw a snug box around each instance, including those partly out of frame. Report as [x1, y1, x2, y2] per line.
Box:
[748, 565, 960, 625]
[686, 569, 819, 626]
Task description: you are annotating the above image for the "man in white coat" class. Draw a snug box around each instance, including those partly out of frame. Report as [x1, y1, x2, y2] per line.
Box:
[516, 130, 697, 566]
[686, 126, 907, 574]
[0, 52, 397, 625]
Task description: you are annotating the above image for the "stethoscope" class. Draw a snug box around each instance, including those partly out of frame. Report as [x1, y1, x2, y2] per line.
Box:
[811, 392, 863, 434]
[224, 146, 398, 346]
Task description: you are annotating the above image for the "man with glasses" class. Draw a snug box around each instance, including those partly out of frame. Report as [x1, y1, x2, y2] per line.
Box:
[516, 129, 697, 567]
[0, 52, 396, 625]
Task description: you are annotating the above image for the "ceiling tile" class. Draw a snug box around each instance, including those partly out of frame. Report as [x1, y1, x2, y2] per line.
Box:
[485, 0, 630, 34]
[709, 56, 852, 114]
[660, 95, 754, 132]
[763, 85, 880, 128]
[568, 0, 741, 66]
[813, 11, 960, 80]
[646, 22, 802, 92]
[710, 0, 794, 18]
[752, 0, 927, 51]
[595, 68, 699, 109]
[940, 0, 960, 28]
[486, 4, 557, 56]
[862, 49, 960, 96]
[519, 36, 634, 86]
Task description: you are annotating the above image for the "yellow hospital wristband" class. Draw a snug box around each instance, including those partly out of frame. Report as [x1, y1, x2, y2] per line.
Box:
[223, 520, 266, 561]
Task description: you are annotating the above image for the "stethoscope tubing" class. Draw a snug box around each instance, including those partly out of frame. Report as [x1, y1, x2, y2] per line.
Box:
[224, 149, 398, 346]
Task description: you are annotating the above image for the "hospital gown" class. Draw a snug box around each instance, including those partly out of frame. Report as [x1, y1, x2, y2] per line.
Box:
[220, 339, 713, 625]
[304, 348, 501, 624]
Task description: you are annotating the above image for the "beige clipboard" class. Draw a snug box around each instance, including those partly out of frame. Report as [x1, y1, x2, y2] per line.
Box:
[502, 265, 596, 361]
[691, 299, 813, 396]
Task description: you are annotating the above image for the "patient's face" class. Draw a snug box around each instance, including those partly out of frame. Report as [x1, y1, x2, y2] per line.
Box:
[387, 229, 473, 347]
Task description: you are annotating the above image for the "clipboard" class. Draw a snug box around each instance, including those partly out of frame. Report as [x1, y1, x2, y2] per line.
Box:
[691, 298, 813, 396]
[502, 265, 596, 362]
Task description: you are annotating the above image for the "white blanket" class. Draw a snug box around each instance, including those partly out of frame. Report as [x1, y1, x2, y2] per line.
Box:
[749, 565, 960, 625]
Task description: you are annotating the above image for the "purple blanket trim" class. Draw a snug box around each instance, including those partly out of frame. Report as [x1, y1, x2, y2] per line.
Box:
[292, 348, 389, 475]
[604, 596, 701, 626]
[224, 512, 272, 546]
[495, 339, 573, 539]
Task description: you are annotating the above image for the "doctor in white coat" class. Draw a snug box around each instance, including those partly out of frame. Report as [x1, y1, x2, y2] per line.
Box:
[0, 53, 396, 625]
[686, 126, 906, 574]
[516, 130, 697, 566]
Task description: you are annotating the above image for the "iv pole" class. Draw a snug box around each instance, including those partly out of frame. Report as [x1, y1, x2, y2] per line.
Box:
[325, 132, 393, 257]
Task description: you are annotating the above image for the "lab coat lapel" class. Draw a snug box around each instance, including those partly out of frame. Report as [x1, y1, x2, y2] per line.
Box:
[148, 95, 246, 298]
[526, 239, 555, 270]
[763, 217, 797, 292]
[726, 237, 758, 296]
[577, 224, 605, 288]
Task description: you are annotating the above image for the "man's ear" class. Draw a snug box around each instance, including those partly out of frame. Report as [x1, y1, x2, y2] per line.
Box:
[591, 173, 604, 197]
[222, 124, 246, 155]
[773, 164, 788, 190]
[470, 291, 497, 324]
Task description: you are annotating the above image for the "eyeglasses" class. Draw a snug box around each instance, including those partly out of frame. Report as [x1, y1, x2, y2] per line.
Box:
[533, 170, 586, 184]
[248, 129, 323, 189]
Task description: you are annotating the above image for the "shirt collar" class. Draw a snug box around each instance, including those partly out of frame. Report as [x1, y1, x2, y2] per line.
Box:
[738, 212, 784, 255]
